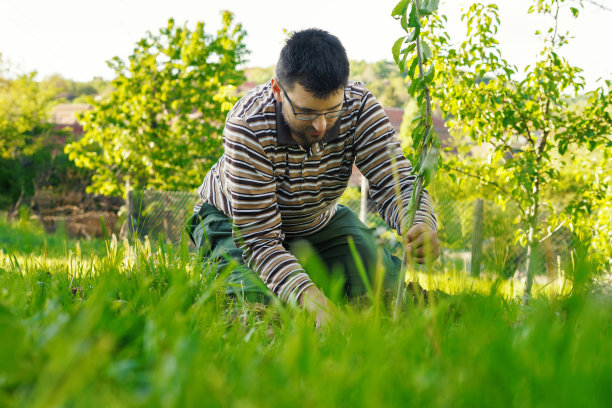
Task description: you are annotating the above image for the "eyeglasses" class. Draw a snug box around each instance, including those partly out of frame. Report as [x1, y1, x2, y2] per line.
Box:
[278, 83, 347, 121]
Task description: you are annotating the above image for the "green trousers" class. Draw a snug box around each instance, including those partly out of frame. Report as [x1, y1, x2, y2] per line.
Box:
[187, 203, 402, 302]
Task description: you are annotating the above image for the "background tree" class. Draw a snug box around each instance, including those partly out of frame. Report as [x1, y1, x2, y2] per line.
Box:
[65, 11, 248, 196]
[554, 146, 612, 270]
[0, 53, 65, 208]
[0, 55, 57, 160]
[349, 60, 411, 107]
[243, 65, 275, 85]
[38, 74, 112, 103]
[428, 1, 611, 298]
[243, 60, 412, 108]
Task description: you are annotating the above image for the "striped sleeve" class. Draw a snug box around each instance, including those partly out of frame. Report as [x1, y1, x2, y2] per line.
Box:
[353, 91, 437, 236]
[223, 117, 314, 303]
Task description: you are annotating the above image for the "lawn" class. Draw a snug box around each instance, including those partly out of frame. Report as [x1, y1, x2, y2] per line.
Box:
[1, 215, 611, 407]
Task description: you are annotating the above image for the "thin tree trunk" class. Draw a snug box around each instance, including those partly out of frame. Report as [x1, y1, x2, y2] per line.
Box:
[523, 178, 540, 304]
[471, 199, 484, 277]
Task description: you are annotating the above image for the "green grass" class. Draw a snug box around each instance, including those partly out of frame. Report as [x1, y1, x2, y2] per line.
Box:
[0, 211, 107, 259]
[1, 217, 611, 407]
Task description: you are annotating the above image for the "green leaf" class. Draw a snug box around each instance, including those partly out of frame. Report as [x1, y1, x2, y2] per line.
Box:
[392, 0, 410, 18]
[400, 47, 411, 73]
[401, 13, 408, 31]
[408, 76, 423, 96]
[406, 42, 417, 54]
[424, 64, 435, 82]
[587, 139, 597, 151]
[418, 147, 439, 186]
[412, 123, 425, 147]
[408, 57, 419, 79]
[421, 41, 433, 61]
[408, 4, 421, 28]
[423, 124, 435, 145]
[419, 0, 440, 15]
[406, 28, 418, 43]
[570, 7, 579, 18]
[392, 37, 404, 65]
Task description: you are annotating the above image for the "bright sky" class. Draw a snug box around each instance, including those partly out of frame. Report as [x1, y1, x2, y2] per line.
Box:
[0, 0, 610, 91]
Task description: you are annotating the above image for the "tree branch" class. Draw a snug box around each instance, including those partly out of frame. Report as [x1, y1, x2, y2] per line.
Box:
[493, 136, 517, 159]
[506, 94, 536, 146]
[583, 0, 612, 12]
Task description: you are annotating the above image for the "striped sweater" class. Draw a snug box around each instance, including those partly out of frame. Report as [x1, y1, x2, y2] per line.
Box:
[195, 80, 437, 303]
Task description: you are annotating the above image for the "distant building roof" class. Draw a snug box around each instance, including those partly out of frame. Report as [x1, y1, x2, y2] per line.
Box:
[432, 114, 452, 150]
[236, 81, 258, 95]
[383, 107, 404, 133]
[349, 108, 453, 186]
[51, 103, 91, 126]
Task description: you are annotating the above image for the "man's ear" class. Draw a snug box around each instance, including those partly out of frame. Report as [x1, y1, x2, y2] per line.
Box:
[271, 78, 282, 103]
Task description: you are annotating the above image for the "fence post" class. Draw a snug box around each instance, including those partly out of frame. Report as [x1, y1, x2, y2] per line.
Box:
[360, 175, 368, 224]
[128, 190, 136, 234]
[471, 198, 484, 277]
[124, 176, 136, 240]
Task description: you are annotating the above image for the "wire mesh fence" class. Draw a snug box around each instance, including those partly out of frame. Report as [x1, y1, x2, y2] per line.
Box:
[128, 175, 577, 277]
[126, 189, 198, 245]
[338, 181, 577, 278]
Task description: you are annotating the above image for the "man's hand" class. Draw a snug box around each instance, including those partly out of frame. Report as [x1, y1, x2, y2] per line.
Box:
[404, 223, 440, 264]
[298, 286, 335, 328]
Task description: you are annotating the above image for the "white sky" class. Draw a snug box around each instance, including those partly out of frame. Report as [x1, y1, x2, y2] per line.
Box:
[0, 0, 610, 91]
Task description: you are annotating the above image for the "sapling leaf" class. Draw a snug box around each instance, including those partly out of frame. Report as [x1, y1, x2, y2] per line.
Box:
[408, 4, 420, 28]
[392, 0, 410, 18]
[408, 77, 422, 95]
[406, 42, 417, 54]
[401, 13, 409, 30]
[423, 123, 435, 145]
[401, 45, 414, 67]
[406, 29, 418, 42]
[412, 126, 425, 148]
[421, 41, 433, 61]
[424, 64, 435, 82]
[408, 57, 419, 79]
[392, 37, 404, 65]
[419, 0, 440, 16]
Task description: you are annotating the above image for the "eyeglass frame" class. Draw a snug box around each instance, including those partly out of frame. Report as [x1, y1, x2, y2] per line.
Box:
[278, 82, 348, 121]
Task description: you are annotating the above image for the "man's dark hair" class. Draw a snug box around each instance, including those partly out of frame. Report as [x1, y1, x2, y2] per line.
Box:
[276, 28, 349, 99]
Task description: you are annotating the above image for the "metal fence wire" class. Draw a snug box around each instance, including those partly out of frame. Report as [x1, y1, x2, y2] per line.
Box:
[130, 175, 576, 277]
[127, 189, 198, 245]
[338, 181, 577, 278]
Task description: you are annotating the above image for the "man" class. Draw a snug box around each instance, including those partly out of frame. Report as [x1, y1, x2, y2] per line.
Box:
[188, 28, 439, 323]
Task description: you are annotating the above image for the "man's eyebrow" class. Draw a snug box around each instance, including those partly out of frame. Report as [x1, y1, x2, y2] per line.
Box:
[294, 100, 344, 112]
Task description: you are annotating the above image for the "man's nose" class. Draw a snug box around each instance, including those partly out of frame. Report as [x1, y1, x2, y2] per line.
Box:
[312, 115, 327, 133]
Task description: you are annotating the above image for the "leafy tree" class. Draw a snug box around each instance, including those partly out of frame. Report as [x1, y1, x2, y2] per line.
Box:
[0, 58, 57, 160]
[65, 12, 249, 196]
[38, 74, 111, 102]
[243, 65, 275, 85]
[244, 60, 413, 108]
[425, 1, 611, 298]
[554, 147, 612, 269]
[350, 59, 411, 107]
[0, 54, 81, 208]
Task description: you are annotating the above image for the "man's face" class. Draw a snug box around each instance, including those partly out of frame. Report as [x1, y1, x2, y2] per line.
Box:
[272, 79, 345, 147]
